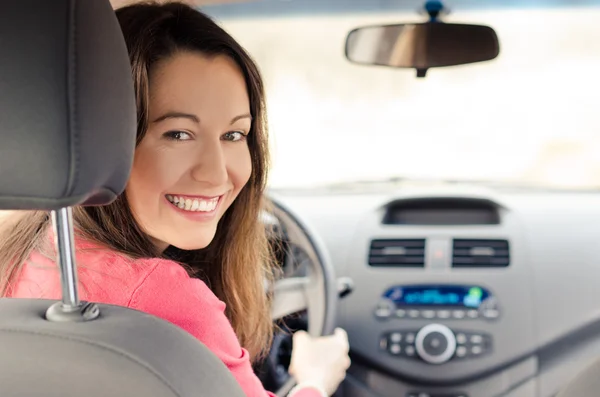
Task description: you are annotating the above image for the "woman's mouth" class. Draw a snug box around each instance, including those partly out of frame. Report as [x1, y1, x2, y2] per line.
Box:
[165, 194, 221, 213]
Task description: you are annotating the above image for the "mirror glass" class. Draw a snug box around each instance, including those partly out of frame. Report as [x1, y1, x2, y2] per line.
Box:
[345, 23, 500, 71]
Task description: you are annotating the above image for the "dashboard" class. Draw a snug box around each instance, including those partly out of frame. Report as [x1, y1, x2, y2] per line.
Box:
[268, 183, 600, 397]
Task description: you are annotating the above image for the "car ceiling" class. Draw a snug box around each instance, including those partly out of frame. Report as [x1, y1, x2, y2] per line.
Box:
[170, 0, 600, 19]
[110, 0, 600, 20]
[109, 0, 253, 8]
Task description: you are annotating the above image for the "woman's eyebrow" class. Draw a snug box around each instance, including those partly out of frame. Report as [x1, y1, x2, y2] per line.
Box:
[152, 111, 200, 123]
[230, 114, 252, 125]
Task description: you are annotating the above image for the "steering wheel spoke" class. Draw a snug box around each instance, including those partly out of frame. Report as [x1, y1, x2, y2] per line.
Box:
[271, 277, 310, 320]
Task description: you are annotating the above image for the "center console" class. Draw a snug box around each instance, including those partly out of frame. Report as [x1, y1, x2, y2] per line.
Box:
[338, 194, 536, 393]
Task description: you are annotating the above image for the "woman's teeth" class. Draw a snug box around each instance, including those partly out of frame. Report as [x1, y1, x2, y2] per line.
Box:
[166, 195, 219, 212]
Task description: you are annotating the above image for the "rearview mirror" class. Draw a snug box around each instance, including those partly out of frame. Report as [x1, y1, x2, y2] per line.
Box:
[345, 22, 500, 77]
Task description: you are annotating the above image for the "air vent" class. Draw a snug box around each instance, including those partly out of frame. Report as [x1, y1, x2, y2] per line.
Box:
[368, 239, 426, 267]
[452, 239, 510, 268]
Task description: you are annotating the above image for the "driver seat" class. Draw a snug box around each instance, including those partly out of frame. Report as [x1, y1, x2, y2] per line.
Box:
[0, 1, 245, 396]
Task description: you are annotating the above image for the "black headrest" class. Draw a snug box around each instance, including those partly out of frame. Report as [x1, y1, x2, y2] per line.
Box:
[0, 0, 136, 210]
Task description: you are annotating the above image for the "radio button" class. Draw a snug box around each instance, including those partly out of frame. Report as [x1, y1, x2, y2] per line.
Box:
[405, 345, 416, 357]
[470, 334, 483, 344]
[480, 297, 499, 310]
[395, 309, 406, 318]
[374, 299, 395, 319]
[390, 332, 402, 343]
[471, 345, 483, 355]
[453, 310, 466, 319]
[422, 310, 435, 319]
[405, 333, 416, 344]
[437, 310, 451, 319]
[483, 309, 500, 319]
[456, 346, 467, 358]
[389, 344, 402, 355]
[375, 308, 391, 319]
[456, 333, 467, 344]
[409, 310, 420, 318]
[467, 310, 479, 319]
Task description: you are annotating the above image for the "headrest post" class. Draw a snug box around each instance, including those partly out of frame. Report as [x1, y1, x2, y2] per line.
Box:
[46, 207, 100, 322]
[51, 208, 80, 309]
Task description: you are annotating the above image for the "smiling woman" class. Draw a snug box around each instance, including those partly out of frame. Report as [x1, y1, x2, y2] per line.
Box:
[0, 2, 349, 397]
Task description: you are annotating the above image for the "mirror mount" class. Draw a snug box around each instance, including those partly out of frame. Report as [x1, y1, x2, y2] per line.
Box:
[416, 0, 448, 78]
[424, 0, 446, 22]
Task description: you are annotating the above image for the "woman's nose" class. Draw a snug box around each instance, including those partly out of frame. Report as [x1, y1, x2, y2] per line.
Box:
[190, 139, 228, 186]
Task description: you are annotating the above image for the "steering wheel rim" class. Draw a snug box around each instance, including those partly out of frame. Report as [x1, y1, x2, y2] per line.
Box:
[267, 196, 338, 396]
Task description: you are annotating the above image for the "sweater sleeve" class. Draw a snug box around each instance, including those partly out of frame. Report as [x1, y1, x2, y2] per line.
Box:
[126, 259, 322, 397]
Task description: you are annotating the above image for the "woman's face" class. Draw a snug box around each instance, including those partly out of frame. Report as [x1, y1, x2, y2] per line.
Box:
[126, 51, 252, 252]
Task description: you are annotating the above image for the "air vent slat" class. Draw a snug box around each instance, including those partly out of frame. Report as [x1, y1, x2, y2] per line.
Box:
[453, 249, 509, 257]
[368, 239, 425, 267]
[454, 240, 508, 249]
[370, 254, 425, 261]
[452, 239, 510, 268]
[370, 248, 425, 256]
[370, 240, 425, 248]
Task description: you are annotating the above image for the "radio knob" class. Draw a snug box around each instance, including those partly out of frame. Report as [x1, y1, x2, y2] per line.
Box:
[415, 324, 457, 364]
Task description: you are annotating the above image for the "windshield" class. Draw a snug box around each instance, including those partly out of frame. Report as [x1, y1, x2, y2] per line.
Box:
[204, 1, 600, 190]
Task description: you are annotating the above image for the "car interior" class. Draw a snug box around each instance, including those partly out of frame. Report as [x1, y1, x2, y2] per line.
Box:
[2, 0, 600, 397]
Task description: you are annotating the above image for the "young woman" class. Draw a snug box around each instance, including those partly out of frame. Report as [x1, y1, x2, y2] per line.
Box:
[0, 2, 350, 396]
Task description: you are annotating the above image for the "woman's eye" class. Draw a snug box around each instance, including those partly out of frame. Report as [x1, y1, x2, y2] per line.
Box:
[222, 131, 247, 142]
[163, 130, 193, 141]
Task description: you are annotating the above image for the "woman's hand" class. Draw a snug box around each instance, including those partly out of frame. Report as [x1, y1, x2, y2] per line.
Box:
[288, 328, 351, 396]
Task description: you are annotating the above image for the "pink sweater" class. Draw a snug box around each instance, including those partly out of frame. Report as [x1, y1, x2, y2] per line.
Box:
[8, 236, 320, 397]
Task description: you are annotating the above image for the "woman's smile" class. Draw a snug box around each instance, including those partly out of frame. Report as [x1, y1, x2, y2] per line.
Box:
[164, 193, 226, 221]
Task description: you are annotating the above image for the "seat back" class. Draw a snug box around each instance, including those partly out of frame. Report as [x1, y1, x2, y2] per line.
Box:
[0, 299, 245, 396]
[0, 1, 245, 396]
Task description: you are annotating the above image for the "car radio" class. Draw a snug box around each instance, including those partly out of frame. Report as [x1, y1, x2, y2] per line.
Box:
[372, 284, 498, 365]
[373, 284, 500, 321]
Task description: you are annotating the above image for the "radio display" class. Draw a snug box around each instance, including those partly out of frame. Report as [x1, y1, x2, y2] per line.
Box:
[383, 285, 491, 308]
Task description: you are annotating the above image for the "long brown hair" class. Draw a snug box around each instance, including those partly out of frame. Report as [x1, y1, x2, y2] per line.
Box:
[0, 1, 274, 361]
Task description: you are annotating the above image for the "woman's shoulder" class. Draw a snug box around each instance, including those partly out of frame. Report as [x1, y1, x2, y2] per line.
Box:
[13, 239, 221, 311]
[126, 253, 222, 309]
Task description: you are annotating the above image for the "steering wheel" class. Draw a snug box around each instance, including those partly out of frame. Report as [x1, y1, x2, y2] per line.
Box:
[267, 197, 338, 397]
